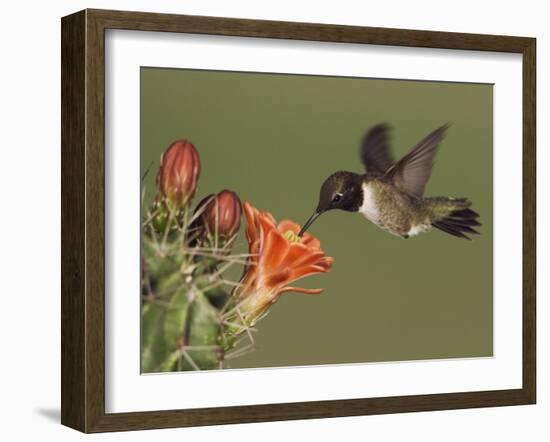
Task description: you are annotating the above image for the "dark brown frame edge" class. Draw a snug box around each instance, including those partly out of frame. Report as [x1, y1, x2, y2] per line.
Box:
[61, 8, 536, 433]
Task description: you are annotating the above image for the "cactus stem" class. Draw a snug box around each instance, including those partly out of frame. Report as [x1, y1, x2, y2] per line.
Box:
[144, 294, 183, 310]
[233, 306, 255, 344]
[141, 185, 277, 371]
[181, 350, 200, 371]
[184, 345, 221, 351]
[145, 213, 160, 246]
[220, 278, 257, 316]
[221, 320, 254, 332]
[142, 292, 156, 304]
[142, 274, 155, 299]
[187, 249, 255, 259]
[142, 205, 161, 227]
[224, 326, 256, 358]
[160, 208, 177, 250]
[221, 320, 247, 328]
[182, 249, 252, 266]
[186, 287, 197, 303]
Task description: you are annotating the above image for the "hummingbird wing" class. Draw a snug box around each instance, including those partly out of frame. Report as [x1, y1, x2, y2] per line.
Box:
[359, 124, 394, 177]
[384, 125, 449, 198]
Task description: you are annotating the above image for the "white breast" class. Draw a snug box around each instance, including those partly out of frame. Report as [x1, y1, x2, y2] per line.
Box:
[407, 224, 431, 237]
[358, 183, 381, 224]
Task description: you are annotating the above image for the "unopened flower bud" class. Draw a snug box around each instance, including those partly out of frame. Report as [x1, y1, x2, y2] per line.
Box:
[156, 140, 200, 209]
[197, 190, 242, 240]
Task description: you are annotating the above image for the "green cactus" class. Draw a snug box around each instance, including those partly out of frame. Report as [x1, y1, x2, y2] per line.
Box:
[141, 205, 253, 372]
[141, 140, 333, 372]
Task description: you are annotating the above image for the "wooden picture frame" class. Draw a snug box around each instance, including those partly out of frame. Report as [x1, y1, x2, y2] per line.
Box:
[61, 8, 536, 433]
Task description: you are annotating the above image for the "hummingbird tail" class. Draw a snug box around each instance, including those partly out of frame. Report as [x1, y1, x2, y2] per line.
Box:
[427, 197, 481, 240]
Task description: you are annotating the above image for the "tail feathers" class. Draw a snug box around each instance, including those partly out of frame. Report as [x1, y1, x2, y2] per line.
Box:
[432, 202, 481, 240]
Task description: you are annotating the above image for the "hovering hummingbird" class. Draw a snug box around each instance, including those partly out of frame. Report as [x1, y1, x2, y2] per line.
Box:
[298, 124, 481, 240]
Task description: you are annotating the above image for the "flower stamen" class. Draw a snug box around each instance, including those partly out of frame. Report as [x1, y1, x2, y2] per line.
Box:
[283, 230, 301, 243]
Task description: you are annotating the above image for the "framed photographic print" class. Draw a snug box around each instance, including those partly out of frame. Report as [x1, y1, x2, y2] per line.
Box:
[61, 9, 536, 433]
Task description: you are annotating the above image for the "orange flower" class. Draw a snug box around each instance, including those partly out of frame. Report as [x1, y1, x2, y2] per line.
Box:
[231, 202, 334, 325]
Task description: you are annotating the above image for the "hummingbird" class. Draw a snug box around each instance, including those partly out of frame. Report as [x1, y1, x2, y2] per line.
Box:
[298, 124, 481, 240]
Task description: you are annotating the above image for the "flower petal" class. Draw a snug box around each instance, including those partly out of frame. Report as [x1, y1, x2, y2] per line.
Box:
[277, 242, 308, 266]
[317, 256, 334, 270]
[300, 233, 321, 250]
[279, 286, 324, 295]
[261, 229, 290, 270]
[248, 238, 261, 258]
[263, 211, 277, 225]
[264, 268, 292, 288]
[279, 243, 326, 269]
[258, 211, 277, 233]
[243, 201, 258, 244]
[288, 264, 331, 282]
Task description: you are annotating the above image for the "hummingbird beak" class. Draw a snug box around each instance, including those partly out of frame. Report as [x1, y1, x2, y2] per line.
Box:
[298, 211, 321, 237]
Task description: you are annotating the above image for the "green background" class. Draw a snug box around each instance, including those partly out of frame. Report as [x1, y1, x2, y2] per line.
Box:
[141, 67, 493, 369]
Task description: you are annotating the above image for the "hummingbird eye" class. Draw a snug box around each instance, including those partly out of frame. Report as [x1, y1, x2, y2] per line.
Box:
[332, 193, 343, 203]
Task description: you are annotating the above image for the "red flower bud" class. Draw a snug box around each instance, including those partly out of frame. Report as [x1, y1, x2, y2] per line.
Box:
[156, 140, 200, 209]
[197, 190, 242, 239]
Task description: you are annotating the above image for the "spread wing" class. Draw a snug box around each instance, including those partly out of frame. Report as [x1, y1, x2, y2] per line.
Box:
[384, 125, 449, 198]
[359, 124, 394, 177]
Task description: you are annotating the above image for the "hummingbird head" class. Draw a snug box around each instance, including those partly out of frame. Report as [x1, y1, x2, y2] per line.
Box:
[298, 171, 363, 236]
